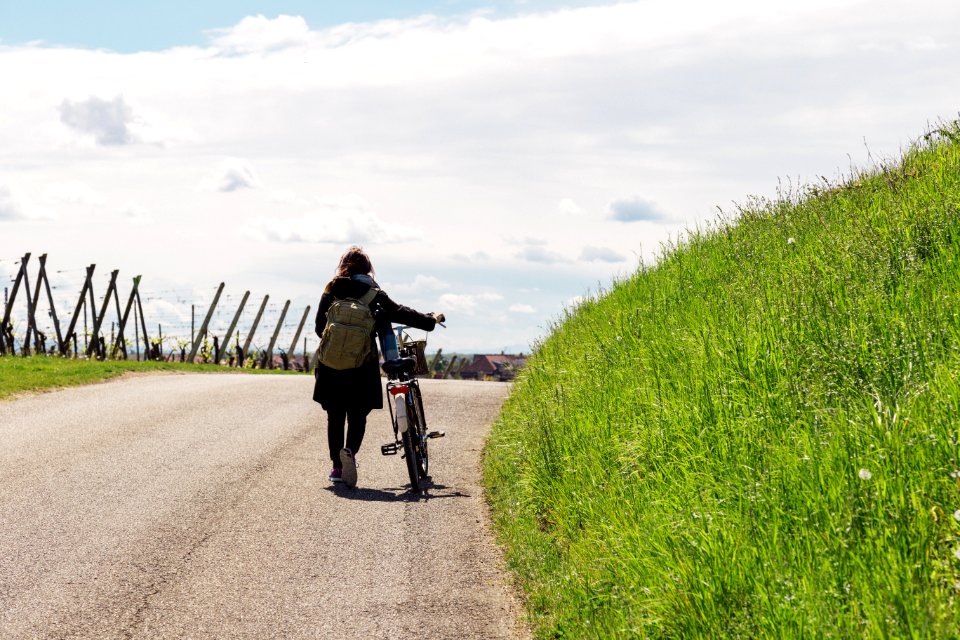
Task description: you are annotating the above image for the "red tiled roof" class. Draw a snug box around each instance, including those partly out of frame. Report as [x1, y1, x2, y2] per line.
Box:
[460, 354, 525, 374]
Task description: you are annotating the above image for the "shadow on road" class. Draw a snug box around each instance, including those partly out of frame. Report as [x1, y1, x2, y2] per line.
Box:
[326, 480, 471, 502]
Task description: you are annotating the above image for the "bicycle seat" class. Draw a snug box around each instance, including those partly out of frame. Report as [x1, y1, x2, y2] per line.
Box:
[381, 357, 417, 375]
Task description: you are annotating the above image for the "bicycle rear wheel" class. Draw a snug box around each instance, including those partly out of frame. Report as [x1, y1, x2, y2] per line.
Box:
[410, 387, 429, 478]
[401, 424, 420, 492]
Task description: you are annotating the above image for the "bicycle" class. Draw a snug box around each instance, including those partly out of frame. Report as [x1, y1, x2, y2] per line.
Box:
[379, 323, 445, 493]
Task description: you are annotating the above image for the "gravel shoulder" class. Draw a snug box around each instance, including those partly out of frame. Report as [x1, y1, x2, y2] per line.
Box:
[0, 374, 528, 639]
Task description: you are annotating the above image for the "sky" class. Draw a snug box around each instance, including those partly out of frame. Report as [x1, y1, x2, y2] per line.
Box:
[1, 0, 958, 356]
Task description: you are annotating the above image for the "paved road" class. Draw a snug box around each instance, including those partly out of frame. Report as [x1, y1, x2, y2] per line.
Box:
[0, 374, 527, 639]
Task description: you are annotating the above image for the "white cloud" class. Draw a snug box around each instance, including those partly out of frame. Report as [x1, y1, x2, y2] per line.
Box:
[907, 36, 940, 51]
[208, 14, 312, 54]
[505, 235, 548, 246]
[580, 245, 626, 263]
[410, 274, 450, 290]
[243, 195, 421, 244]
[269, 189, 304, 204]
[383, 274, 451, 295]
[558, 198, 585, 216]
[509, 303, 536, 313]
[516, 245, 570, 264]
[0, 183, 24, 220]
[43, 180, 104, 206]
[119, 202, 152, 224]
[438, 292, 503, 315]
[59, 95, 135, 145]
[450, 251, 491, 263]
[206, 157, 262, 192]
[608, 196, 667, 222]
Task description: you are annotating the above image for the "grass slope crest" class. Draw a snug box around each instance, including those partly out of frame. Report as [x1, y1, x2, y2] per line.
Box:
[485, 122, 960, 638]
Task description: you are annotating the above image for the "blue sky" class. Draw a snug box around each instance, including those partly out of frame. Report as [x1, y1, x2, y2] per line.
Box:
[1, 1, 958, 355]
[0, 1, 609, 51]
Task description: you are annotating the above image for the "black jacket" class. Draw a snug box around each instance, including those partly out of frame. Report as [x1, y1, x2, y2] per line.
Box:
[312, 276, 437, 411]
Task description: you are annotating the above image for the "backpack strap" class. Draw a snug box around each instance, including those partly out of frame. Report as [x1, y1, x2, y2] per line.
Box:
[358, 287, 379, 305]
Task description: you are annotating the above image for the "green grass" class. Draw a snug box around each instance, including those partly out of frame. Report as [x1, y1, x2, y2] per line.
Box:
[484, 122, 960, 638]
[0, 356, 298, 400]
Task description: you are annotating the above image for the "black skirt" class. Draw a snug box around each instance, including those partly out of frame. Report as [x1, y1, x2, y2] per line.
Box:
[312, 354, 384, 412]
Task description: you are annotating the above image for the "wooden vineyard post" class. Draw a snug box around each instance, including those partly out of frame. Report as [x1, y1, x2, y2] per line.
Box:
[22, 264, 40, 356]
[27, 262, 47, 354]
[216, 291, 249, 365]
[21, 259, 38, 356]
[26, 255, 51, 355]
[136, 291, 150, 358]
[0, 252, 30, 356]
[187, 283, 224, 363]
[134, 302, 140, 361]
[39, 255, 64, 353]
[263, 300, 290, 369]
[20, 257, 40, 356]
[285, 305, 311, 371]
[61, 264, 95, 356]
[429, 348, 443, 376]
[111, 276, 142, 360]
[111, 282, 123, 358]
[443, 355, 459, 379]
[241, 294, 269, 366]
[85, 271, 97, 351]
[87, 269, 119, 359]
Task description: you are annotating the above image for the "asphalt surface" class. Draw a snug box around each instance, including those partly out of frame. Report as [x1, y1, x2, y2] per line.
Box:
[0, 373, 528, 639]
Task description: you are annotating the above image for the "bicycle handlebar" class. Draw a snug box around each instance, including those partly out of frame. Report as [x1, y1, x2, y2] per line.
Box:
[392, 317, 446, 335]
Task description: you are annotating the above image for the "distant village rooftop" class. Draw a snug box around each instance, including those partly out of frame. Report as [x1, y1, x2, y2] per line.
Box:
[459, 352, 527, 381]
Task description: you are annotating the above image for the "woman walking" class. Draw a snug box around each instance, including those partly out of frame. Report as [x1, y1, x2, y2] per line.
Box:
[313, 245, 444, 488]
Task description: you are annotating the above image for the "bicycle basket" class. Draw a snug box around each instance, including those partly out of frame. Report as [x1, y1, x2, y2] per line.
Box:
[401, 340, 429, 376]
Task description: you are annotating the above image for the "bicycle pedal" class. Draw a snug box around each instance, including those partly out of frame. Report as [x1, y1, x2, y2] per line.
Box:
[380, 443, 399, 456]
[427, 431, 446, 439]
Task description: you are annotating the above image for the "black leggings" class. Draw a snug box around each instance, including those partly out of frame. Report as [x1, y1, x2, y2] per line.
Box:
[327, 407, 369, 468]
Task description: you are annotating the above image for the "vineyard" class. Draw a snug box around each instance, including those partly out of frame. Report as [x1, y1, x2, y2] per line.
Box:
[0, 252, 313, 371]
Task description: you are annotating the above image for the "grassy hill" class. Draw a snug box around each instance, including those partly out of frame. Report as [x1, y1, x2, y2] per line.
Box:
[484, 122, 960, 638]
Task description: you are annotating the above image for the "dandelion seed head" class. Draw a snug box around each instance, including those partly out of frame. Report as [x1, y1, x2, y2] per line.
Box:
[954, 547, 960, 561]
[858, 468, 872, 481]
[954, 510, 960, 523]
[951, 470, 960, 479]
[787, 237, 796, 245]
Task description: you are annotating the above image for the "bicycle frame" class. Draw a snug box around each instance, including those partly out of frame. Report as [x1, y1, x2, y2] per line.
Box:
[380, 325, 442, 493]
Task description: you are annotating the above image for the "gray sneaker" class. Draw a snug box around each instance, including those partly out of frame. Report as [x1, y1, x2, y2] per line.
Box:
[340, 448, 358, 488]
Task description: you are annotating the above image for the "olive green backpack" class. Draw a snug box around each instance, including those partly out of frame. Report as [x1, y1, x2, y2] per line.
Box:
[317, 288, 379, 370]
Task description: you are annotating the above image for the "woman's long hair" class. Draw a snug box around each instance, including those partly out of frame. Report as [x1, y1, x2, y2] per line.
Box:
[335, 245, 374, 278]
